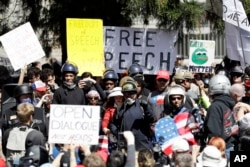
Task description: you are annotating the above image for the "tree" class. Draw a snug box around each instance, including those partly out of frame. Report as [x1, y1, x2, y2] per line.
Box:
[0, 0, 249, 63]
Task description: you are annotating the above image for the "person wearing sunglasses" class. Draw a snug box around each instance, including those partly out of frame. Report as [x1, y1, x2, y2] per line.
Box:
[86, 90, 100, 106]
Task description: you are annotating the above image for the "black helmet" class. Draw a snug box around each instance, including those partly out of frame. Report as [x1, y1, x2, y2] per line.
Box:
[20, 145, 49, 166]
[230, 66, 244, 74]
[61, 62, 78, 75]
[13, 85, 33, 98]
[230, 65, 245, 80]
[122, 81, 137, 92]
[103, 70, 119, 81]
[128, 64, 143, 77]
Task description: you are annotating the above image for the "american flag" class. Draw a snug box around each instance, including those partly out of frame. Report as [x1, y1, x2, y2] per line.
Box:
[155, 112, 197, 157]
[151, 95, 165, 104]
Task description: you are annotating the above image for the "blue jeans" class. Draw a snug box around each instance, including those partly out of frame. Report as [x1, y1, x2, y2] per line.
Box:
[225, 146, 234, 159]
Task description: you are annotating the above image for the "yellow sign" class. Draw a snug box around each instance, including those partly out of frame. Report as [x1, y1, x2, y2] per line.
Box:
[66, 18, 105, 76]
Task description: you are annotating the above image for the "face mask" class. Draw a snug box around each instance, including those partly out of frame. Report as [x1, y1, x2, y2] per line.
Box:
[125, 98, 135, 105]
[20, 98, 32, 104]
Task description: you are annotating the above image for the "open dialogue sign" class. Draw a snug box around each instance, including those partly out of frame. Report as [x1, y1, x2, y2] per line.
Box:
[104, 26, 178, 75]
[48, 104, 100, 145]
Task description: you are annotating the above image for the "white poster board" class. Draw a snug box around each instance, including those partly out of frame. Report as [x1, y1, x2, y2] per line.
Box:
[104, 26, 178, 75]
[49, 104, 100, 145]
[188, 40, 215, 73]
[0, 22, 45, 71]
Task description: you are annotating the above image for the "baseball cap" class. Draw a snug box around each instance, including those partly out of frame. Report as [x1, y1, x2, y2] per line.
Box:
[156, 70, 170, 80]
[31, 80, 47, 92]
[172, 138, 189, 152]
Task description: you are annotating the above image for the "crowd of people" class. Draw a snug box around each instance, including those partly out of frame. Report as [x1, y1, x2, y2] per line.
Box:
[0, 56, 250, 167]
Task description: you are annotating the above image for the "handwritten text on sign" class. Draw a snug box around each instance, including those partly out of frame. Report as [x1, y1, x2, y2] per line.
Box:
[104, 26, 178, 75]
[67, 18, 105, 76]
[49, 105, 100, 145]
[189, 40, 215, 73]
[0, 22, 45, 71]
[223, 0, 250, 32]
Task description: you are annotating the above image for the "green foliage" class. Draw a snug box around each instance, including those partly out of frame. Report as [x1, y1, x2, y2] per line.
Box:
[1, 0, 250, 60]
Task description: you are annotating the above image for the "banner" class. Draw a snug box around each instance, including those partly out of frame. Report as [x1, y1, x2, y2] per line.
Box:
[0, 22, 45, 71]
[223, 0, 250, 32]
[67, 18, 105, 76]
[48, 104, 100, 145]
[225, 22, 250, 67]
[223, 0, 250, 66]
[104, 26, 178, 75]
[188, 40, 215, 73]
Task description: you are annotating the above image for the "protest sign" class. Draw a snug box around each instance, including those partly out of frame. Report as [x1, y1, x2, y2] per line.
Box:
[49, 104, 100, 145]
[223, 0, 250, 33]
[0, 22, 45, 71]
[188, 40, 215, 73]
[223, 0, 250, 67]
[104, 26, 178, 75]
[67, 18, 105, 76]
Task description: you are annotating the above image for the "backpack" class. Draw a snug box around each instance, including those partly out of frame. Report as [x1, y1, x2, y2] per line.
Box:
[6, 126, 34, 166]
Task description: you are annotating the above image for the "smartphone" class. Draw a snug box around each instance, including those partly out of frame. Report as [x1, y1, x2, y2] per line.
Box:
[117, 132, 126, 149]
[85, 80, 92, 87]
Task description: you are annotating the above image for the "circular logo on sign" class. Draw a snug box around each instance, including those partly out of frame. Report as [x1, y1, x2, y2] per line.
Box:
[192, 48, 208, 65]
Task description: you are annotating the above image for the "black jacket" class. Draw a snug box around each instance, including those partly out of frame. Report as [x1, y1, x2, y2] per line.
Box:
[52, 86, 86, 105]
[110, 100, 155, 151]
[204, 94, 238, 148]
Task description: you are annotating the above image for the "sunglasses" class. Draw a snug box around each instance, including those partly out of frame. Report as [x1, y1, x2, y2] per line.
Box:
[175, 79, 184, 84]
[170, 96, 183, 101]
[123, 92, 136, 96]
[88, 97, 99, 100]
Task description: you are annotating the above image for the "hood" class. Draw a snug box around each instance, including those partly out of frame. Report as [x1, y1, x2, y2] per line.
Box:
[213, 94, 235, 109]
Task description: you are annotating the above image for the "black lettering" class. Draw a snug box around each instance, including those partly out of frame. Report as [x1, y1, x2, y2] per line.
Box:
[223, 5, 227, 13]
[241, 18, 249, 26]
[132, 52, 142, 64]
[104, 52, 113, 61]
[120, 30, 130, 46]
[227, 13, 234, 20]
[146, 31, 156, 47]
[119, 52, 128, 70]
[133, 31, 143, 46]
[160, 52, 170, 70]
[105, 29, 115, 46]
[145, 52, 154, 71]
[233, 12, 240, 22]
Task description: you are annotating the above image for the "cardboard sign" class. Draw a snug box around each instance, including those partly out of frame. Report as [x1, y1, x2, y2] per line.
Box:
[104, 26, 178, 75]
[49, 104, 100, 145]
[66, 18, 105, 76]
[188, 40, 215, 73]
[0, 22, 45, 71]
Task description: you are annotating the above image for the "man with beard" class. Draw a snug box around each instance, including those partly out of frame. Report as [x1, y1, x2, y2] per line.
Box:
[52, 62, 85, 105]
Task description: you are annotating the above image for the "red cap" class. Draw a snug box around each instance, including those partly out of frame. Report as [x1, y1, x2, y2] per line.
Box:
[156, 70, 170, 80]
[244, 79, 250, 87]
